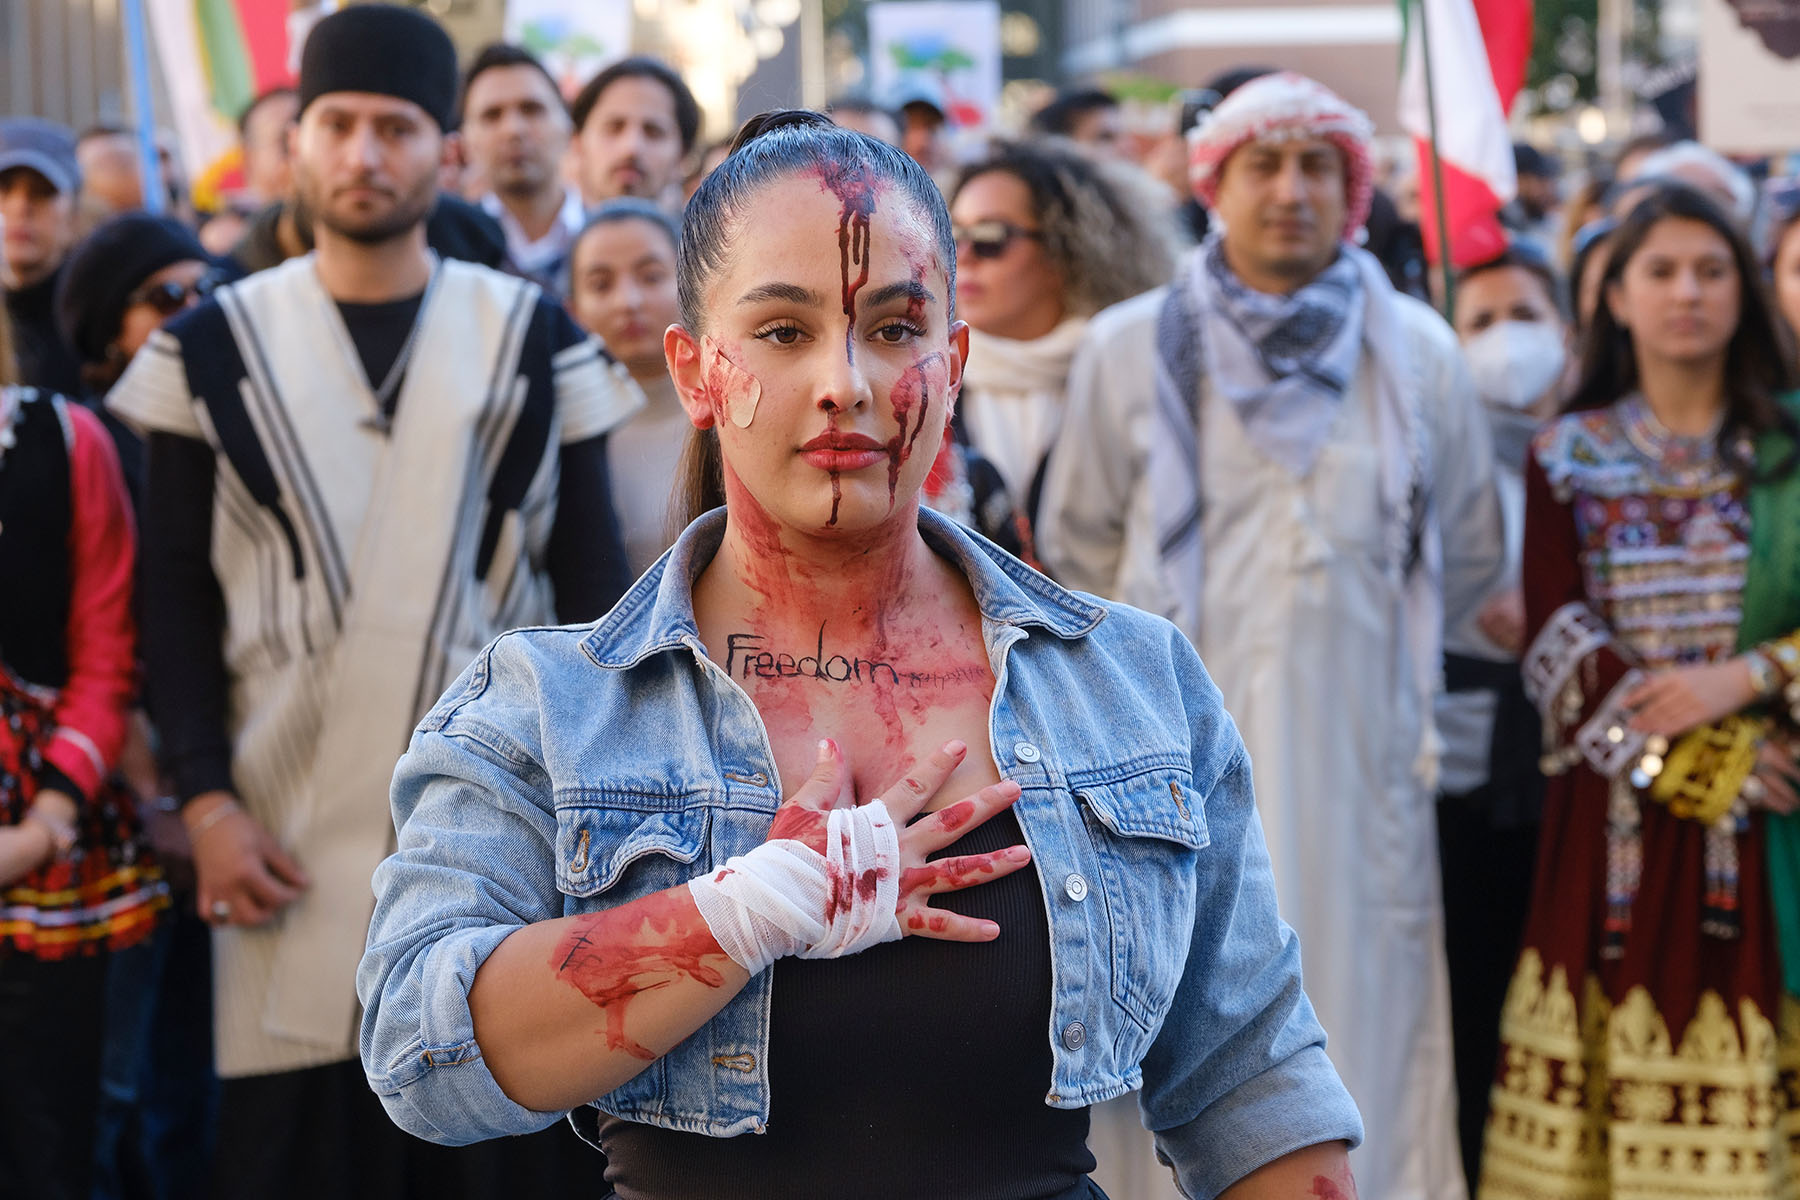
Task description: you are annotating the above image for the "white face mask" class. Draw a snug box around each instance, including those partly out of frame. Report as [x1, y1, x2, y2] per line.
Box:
[1462, 319, 1568, 411]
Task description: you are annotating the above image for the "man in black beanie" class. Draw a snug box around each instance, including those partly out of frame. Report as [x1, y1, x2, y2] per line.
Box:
[106, 7, 641, 1197]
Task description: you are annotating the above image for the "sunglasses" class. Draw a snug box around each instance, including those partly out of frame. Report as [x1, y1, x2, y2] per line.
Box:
[953, 220, 1045, 260]
[127, 276, 212, 317]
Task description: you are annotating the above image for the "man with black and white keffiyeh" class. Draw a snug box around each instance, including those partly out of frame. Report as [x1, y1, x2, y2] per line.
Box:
[1036, 72, 1505, 1200]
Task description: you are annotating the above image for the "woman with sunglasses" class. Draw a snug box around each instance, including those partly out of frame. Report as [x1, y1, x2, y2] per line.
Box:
[359, 111, 1361, 1200]
[55, 213, 215, 504]
[948, 139, 1183, 528]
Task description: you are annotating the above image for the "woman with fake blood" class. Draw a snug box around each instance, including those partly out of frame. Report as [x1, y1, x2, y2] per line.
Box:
[358, 111, 1362, 1200]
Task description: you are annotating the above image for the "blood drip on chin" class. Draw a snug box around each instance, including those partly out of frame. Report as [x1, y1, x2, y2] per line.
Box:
[828, 470, 842, 527]
[550, 891, 729, 1061]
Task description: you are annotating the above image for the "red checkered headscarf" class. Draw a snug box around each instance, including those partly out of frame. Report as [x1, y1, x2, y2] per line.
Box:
[1187, 72, 1376, 240]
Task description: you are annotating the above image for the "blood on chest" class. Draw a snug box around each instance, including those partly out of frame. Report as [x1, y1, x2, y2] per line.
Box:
[742, 659, 1002, 808]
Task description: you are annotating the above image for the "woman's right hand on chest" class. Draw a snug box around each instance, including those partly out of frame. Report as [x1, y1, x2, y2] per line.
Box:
[765, 737, 1033, 943]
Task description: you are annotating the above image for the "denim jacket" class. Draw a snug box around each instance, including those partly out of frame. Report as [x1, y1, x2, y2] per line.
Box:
[357, 508, 1362, 1199]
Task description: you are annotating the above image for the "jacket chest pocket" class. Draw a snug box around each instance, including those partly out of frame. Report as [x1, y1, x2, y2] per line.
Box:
[554, 801, 714, 902]
[1074, 769, 1208, 1033]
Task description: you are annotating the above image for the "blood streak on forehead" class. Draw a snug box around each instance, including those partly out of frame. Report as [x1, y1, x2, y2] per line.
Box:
[816, 161, 880, 358]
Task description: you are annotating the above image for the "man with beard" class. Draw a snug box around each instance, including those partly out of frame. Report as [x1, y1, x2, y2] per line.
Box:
[1038, 73, 1504, 1200]
[105, 8, 641, 1196]
[569, 56, 699, 211]
[461, 43, 585, 295]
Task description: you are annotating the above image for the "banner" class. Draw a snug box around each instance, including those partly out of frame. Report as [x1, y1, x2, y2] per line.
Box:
[866, 1, 1002, 130]
[144, 0, 298, 197]
[505, 0, 634, 98]
[1699, 0, 1800, 153]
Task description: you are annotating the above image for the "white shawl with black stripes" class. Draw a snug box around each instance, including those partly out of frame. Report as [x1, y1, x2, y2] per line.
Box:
[109, 254, 636, 1073]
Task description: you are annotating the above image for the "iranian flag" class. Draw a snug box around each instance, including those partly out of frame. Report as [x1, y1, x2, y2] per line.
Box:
[144, 0, 300, 204]
[1396, 0, 1532, 268]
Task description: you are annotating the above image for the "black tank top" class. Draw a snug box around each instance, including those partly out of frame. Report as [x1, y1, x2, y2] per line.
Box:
[595, 808, 1095, 1199]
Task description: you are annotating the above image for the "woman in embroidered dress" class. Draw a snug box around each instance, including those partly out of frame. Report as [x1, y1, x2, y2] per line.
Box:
[0, 309, 166, 1200]
[358, 111, 1365, 1200]
[1481, 183, 1800, 1198]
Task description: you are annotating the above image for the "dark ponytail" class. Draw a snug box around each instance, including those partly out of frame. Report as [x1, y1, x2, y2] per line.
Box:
[675, 108, 955, 334]
[669, 427, 725, 537]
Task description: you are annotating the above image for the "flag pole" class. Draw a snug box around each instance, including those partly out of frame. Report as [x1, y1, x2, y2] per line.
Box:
[121, 0, 166, 216]
[1413, 0, 1456, 319]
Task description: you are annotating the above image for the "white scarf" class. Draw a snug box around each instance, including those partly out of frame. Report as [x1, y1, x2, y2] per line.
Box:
[1151, 244, 1445, 786]
[961, 316, 1089, 503]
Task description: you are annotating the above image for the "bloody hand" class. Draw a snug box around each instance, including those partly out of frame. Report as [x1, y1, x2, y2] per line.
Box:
[766, 736, 1031, 943]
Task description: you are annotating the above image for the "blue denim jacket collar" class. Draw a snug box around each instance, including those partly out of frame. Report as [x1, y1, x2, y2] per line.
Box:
[581, 505, 1107, 672]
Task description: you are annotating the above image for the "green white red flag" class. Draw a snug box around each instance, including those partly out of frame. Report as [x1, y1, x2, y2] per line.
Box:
[145, 0, 299, 205]
[1396, 0, 1532, 267]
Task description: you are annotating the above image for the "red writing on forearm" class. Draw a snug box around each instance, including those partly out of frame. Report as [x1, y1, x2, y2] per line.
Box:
[550, 891, 731, 1060]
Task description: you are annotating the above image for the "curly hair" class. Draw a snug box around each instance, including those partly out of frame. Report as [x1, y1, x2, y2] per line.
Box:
[952, 137, 1185, 317]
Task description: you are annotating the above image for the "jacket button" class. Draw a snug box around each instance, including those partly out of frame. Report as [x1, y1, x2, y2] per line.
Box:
[1064, 873, 1088, 902]
[1062, 1021, 1086, 1050]
[1014, 741, 1041, 763]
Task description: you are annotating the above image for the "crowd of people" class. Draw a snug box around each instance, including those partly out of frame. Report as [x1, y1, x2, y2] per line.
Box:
[2, 4, 1797, 1200]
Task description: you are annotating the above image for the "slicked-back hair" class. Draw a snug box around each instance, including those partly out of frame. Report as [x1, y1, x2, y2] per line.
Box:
[675, 109, 956, 334]
[568, 198, 681, 296]
[580, 197, 680, 250]
[1567, 181, 1799, 480]
[460, 43, 565, 122]
[570, 56, 700, 153]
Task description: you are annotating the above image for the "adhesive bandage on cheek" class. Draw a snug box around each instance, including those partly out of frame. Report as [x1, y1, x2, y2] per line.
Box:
[687, 801, 903, 975]
[702, 338, 763, 429]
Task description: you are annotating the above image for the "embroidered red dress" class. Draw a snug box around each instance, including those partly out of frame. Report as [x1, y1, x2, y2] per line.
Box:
[0, 387, 164, 958]
[1480, 396, 1800, 1199]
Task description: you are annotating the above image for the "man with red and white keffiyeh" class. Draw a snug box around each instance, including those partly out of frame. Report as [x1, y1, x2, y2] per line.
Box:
[1037, 71, 1507, 1200]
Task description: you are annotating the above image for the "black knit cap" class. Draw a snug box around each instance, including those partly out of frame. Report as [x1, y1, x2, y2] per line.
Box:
[298, 4, 459, 131]
[55, 213, 208, 366]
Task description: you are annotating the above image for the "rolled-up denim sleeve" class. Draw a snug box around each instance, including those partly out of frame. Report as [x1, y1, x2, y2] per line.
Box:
[1138, 640, 1363, 1198]
[357, 649, 574, 1145]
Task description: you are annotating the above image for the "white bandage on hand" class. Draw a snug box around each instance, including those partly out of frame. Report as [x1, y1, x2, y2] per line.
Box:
[687, 801, 903, 975]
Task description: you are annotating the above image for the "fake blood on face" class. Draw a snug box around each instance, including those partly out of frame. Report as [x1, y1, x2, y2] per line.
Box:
[550, 890, 730, 1061]
[885, 351, 945, 505]
[818, 161, 878, 361]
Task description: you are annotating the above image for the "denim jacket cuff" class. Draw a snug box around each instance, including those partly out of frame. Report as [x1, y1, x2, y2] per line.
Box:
[1152, 1044, 1364, 1199]
[365, 924, 569, 1145]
